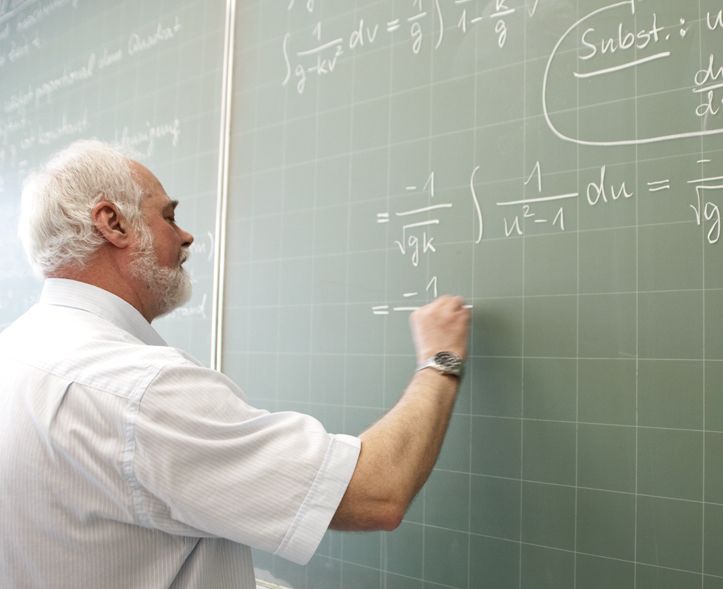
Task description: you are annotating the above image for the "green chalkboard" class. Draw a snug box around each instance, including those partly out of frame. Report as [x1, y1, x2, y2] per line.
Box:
[225, 1, 723, 588]
[0, 0, 225, 365]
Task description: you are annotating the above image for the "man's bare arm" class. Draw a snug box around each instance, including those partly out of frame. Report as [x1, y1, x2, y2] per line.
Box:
[330, 295, 470, 531]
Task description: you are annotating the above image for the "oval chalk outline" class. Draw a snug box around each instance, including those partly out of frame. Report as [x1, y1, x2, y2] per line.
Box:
[542, 0, 723, 146]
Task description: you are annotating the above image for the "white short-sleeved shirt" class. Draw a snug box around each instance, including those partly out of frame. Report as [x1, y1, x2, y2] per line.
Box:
[0, 279, 360, 589]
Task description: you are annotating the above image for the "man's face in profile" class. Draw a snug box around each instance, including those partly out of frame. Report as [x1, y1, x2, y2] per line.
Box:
[129, 162, 194, 319]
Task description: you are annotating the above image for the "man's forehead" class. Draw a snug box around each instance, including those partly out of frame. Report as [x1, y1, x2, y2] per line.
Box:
[129, 159, 158, 187]
[129, 160, 171, 206]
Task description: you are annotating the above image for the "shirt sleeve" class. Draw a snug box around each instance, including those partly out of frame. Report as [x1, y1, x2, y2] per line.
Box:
[129, 362, 360, 565]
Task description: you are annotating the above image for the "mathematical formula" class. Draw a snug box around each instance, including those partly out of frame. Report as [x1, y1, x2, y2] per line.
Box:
[277, 1, 723, 315]
[283, 1, 723, 144]
[370, 155, 723, 314]
[283, 0, 530, 94]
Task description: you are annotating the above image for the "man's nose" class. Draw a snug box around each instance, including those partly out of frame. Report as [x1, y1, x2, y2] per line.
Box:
[181, 228, 194, 247]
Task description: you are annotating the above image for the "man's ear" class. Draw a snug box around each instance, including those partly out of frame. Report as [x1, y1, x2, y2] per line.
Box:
[92, 200, 131, 248]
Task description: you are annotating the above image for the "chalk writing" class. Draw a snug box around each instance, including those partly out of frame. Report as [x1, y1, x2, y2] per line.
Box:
[40, 112, 88, 145]
[1, 0, 80, 32]
[283, 0, 522, 94]
[372, 151, 723, 317]
[0, 35, 39, 68]
[372, 171, 475, 315]
[34, 51, 96, 105]
[543, 0, 723, 145]
[694, 54, 723, 118]
[579, 11, 664, 62]
[14, 111, 89, 152]
[98, 46, 123, 69]
[114, 118, 181, 158]
[3, 85, 31, 113]
[376, 172, 444, 269]
[707, 9, 723, 31]
[689, 173, 723, 244]
[287, 0, 314, 13]
[2, 15, 181, 115]
[586, 166, 634, 207]
[0, 114, 27, 143]
[127, 17, 181, 56]
[491, 158, 723, 246]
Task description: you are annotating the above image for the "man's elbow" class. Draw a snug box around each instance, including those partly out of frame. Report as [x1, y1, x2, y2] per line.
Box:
[331, 497, 406, 531]
[375, 502, 404, 531]
[357, 489, 409, 531]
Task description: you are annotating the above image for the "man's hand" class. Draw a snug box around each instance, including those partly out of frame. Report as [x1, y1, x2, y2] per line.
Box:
[410, 295, 471, 364]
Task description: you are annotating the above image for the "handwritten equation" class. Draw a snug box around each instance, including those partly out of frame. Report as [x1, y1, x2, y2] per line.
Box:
[370, 157, 723, 315]
[376, 171, 482, 266]
[279, 0, 723, 316]
[283, 0, 723, 144]
[283, 0, 534, 94]
[499, 160, 723, 245]
[371, 169, 474, 315]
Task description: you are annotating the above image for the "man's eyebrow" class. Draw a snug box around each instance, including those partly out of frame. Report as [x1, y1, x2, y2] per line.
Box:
[164, 199, 179, 212]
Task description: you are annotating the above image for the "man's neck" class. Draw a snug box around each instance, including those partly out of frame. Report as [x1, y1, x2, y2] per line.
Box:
[50, 252, 153, 322]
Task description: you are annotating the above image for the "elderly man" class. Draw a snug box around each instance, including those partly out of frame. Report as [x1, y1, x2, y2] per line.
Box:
[0, 140, 470, 588]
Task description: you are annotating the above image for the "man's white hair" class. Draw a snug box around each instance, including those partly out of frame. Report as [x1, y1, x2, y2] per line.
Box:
[18, 139, 144, 277]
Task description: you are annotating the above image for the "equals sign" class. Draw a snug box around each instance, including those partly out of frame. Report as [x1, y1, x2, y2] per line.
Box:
[372, 305, 390, 315]
[376, 212, 390, 223]
[387, 18, 401, 32]
[647, 179, 671, 192]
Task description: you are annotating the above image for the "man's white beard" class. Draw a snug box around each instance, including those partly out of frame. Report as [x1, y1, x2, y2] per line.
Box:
[130, 223, 192, 319]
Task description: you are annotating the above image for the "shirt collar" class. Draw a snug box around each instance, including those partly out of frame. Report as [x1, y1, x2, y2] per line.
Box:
[39, 278, 167, 346]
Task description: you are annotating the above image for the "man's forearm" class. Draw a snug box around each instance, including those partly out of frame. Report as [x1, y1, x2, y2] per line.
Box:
[329, 368, 459, 531]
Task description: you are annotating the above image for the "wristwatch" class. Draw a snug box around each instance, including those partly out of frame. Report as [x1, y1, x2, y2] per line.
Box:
[416, 351, 464, 378]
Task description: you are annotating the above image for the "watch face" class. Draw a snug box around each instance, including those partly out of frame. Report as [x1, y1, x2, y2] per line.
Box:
[434, 351, 462, 371]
